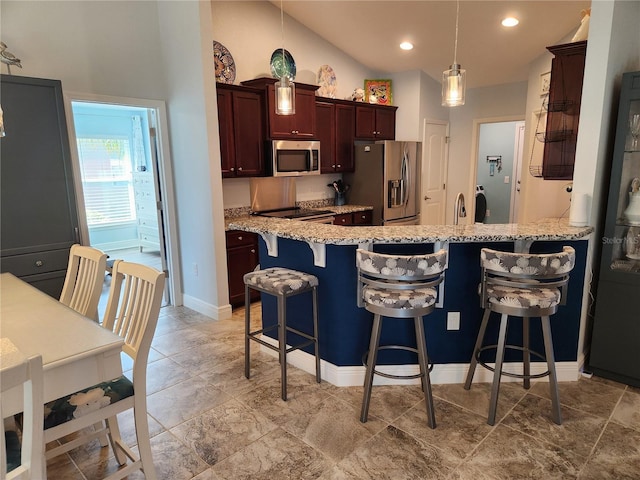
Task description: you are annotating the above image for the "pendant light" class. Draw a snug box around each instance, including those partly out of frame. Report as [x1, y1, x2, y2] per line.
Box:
[442, 0, 466, 107]
[275, 0, 295, 115]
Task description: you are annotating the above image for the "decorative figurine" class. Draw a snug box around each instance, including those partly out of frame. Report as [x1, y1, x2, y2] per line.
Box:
[0, 42, 22, 74]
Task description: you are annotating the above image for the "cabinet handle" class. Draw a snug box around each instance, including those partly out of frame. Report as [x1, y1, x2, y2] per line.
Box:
[35, 260, 44, 267]
[332, 164, 336, 168]
[337, 164, 341, 168]
[250, 249, 256, 253]
[237, 236, 243, 240]
[230, 167, 235, 172]
[238, 167, 242, 171]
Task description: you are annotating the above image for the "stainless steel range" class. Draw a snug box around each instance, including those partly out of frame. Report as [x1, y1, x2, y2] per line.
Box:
[250, 177, 335, 224]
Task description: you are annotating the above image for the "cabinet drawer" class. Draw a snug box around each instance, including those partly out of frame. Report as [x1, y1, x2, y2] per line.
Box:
[1, 249, 69, 277]
[333, 213, 353, 226]
[226, 230, 257, 248]
[353, 210, 373, 225]
[138, 225, 159, 237]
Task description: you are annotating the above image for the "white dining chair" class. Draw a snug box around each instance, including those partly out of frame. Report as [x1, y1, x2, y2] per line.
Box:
[43, 260, 165, 480]
[1, 339, 44, 480]
[59, 244, 108, 322]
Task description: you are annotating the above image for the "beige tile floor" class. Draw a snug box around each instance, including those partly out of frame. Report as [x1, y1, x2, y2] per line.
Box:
[47, 303, 640, 479]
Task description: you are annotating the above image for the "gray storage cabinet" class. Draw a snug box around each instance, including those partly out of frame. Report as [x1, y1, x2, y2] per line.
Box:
[1, 75, 79, 297]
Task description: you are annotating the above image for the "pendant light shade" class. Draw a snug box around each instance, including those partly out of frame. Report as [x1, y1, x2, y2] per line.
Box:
[275, 1, 295, 116]
[442, 0, 466, 107]
[442, 63, 466, 107]
[275, 65, 295, 115]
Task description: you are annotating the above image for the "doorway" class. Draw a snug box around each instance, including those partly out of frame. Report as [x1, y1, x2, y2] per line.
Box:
[473, 119, 524, 224]
[64, 94, 181, 309]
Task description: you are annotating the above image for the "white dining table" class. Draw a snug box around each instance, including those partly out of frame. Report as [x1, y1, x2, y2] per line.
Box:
[0, 272, 124, 416]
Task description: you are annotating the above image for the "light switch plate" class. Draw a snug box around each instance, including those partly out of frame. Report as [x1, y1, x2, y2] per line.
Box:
[504, 176, 510, 183]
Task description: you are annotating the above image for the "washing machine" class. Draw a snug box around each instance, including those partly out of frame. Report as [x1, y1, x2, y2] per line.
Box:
[475, 185, 487, 223]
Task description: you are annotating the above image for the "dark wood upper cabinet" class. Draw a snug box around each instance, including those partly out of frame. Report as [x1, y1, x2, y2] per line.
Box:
[242, 77, 319, 139]
[316, 98, 355, 173]
[216, 83, 265, 177]
[540, 41, 587, 180]
[355, 104, 397, 140]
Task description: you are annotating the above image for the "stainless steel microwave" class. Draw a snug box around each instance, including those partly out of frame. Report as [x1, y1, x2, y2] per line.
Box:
[271, 140, 321, 177]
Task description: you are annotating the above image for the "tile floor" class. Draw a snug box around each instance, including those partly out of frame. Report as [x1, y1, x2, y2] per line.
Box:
[47, 303, 640, 479]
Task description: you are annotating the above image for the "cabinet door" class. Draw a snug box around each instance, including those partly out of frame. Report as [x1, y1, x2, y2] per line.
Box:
[266, 85, 316, 138]
[293, 88, 317, 137]
[0, 75, 79, 297]
[233, 90, 265, 177]
[226, 231, 259, 306]
[333, 213, 353, 226]
[375, 107, 397, 140]
[216, 88, 236, 177]
[355, 105, 376, 139]
[352, 210, 373, 225]
[335, 103, 355, 172]
[316, 102, 336, 173]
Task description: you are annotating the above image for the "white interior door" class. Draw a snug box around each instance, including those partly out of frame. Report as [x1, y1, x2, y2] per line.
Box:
[420, 121, 448, 225]
[510, 121, 525, 223]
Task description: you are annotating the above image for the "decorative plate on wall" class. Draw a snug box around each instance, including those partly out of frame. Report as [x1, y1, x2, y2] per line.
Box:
[213, 41, 236, 84]
[317, 65, 337, 98]
[270, 49, 296, 81]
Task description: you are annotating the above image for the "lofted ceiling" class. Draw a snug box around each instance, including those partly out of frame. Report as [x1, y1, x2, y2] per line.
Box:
[274, 1, 591, 89]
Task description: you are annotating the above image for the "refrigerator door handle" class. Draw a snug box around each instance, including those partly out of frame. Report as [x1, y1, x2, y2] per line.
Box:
[402, 148, 410, 207]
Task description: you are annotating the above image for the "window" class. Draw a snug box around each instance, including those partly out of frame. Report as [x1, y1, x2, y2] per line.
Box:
[77, 137, 135, 225]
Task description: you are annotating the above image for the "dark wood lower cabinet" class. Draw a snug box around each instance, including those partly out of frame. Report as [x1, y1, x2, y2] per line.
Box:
[333, 210, 373, 226]
[226, 230, 260, 307]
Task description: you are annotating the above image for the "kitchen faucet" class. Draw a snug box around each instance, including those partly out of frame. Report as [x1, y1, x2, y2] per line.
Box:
[454, 192, 466, 225]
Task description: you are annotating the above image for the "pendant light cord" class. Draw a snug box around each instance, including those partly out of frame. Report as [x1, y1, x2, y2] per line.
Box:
[453, 0, 460, 66]
[280, 0, 285, 74]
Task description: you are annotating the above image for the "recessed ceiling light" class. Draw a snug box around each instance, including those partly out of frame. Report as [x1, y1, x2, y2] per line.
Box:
[502, 17, 519, 27]
[400, 42, 414, 51]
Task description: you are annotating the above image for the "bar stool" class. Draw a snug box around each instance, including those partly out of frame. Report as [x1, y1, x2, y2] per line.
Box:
[244, 267, 321, 401]
[356, 248, 447, 429]
[464, 246, 576, 426]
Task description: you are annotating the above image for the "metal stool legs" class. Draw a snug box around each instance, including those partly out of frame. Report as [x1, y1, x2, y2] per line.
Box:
[541, 315, 562, 424]
[464, 311, 563, 426]
[244, 283, 321, 401]
[360, 314, 436, 429]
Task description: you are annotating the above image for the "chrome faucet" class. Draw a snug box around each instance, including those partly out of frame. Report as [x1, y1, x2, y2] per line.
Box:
[454, 192, 467, 225]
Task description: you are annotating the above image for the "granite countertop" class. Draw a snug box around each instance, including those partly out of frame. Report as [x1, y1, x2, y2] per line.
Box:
[226, 215, 593, 245]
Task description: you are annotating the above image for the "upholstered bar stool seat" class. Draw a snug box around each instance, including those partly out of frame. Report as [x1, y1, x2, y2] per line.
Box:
[356, 248, 447, 429]
[464, 246, 576, 426]
[244, 267, 321, 401]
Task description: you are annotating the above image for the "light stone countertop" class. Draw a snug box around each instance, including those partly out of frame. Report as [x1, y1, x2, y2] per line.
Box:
[226, 215, 593, 245]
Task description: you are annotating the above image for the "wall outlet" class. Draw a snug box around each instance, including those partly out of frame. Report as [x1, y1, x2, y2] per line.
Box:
[447, 312, 460, 330]
[192, 262, 198, 277]
[504, 176, 510, 183]
[486, 209, 491, 217]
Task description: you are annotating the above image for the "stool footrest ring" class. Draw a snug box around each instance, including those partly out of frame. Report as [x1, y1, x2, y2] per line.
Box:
[362, 345, 434, 380]
[475, 344, 550, 380]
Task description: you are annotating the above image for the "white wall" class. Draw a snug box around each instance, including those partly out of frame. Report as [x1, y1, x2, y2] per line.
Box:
[1, 0, 231, 318]
[446, 81, 528, 224]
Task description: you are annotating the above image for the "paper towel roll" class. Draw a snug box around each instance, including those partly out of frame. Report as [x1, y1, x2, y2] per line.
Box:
[569, 192, 589, 226]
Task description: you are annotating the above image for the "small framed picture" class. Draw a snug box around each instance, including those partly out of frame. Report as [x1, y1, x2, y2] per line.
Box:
[540, 71, 551, 96]
[364, 79, 392, 105]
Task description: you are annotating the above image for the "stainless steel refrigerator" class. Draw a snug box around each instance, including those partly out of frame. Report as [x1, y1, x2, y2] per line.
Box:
[344, 141, 421, 225]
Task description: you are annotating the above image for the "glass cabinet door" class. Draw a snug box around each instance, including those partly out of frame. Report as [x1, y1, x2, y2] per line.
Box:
[610, 98, 640, 273]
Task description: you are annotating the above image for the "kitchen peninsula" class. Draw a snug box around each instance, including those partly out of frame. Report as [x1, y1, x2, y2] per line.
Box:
[227, 215, 593, 387]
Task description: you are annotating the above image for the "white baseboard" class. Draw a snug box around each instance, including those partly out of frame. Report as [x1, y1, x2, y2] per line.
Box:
[182, 294, 232, 320]
[257, 335, 582, 386]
